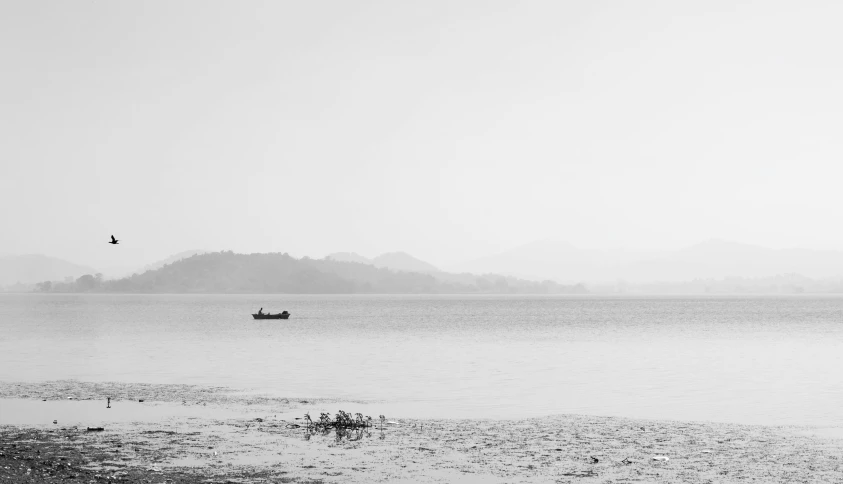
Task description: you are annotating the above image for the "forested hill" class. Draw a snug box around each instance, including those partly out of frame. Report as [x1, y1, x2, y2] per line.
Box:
[36, 251, 586, 294]
[103, 251, 432, 293]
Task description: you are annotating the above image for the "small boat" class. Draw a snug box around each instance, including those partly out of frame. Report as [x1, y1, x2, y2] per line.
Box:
[252, 311, 290, 320]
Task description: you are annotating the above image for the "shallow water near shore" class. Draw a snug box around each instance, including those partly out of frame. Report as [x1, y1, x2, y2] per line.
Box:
[0, 398, 247, 426]
[1, 294, 842, 426]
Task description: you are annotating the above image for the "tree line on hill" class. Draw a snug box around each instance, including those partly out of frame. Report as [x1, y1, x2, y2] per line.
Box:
[32, 251, 588, 294]
[35, 273, 104, 293]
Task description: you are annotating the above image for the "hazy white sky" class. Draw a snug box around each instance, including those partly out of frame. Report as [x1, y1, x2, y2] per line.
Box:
[2, 1, 843, 270]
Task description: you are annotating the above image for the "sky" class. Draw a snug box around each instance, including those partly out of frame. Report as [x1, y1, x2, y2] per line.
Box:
[2, 1, 843, 271]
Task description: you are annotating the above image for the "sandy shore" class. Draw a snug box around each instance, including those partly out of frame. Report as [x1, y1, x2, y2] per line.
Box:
[2, 381, 842, 483]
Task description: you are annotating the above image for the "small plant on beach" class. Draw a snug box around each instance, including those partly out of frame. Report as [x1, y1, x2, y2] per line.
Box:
[319, 412, 332, 428]
[306, 410, 375, 433]
[335, 410, 353, 428]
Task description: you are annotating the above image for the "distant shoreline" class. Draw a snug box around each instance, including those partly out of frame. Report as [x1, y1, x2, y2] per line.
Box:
[4, 291, 843, 296]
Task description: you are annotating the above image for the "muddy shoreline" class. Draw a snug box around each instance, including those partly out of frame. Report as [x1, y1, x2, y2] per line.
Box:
[2, 380, 842, 483]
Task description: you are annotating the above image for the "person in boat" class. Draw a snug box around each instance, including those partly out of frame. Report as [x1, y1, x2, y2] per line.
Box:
[258, 308, 263, 315]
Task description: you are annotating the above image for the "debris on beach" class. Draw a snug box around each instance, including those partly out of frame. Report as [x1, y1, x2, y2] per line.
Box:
[561, 469, 597, 478]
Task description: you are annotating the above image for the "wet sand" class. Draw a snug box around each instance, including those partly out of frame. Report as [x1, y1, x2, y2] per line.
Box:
[2, 381, 843, 483]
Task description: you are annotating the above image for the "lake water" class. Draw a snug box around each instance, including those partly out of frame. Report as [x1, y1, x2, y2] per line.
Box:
[1, 294, 841, 426]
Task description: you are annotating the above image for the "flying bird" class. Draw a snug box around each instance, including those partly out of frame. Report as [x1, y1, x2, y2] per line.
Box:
[109, 235, 119, 245]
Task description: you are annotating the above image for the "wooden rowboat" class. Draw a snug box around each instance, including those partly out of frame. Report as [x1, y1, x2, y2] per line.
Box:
[252, 311, 290, 320]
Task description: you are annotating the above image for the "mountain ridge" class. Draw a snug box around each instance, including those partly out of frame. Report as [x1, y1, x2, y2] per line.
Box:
[325, 251, 440, 273]
[33, 251, 583, 294]
[453, 239, 843, 283]
[0, 254, 99, 286]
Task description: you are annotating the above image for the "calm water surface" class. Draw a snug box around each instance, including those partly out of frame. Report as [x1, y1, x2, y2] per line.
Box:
[1, 294, 841, 425]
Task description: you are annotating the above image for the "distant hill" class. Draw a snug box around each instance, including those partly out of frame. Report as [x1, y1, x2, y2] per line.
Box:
[45, 251, 584, 294]
[455, 239, 843, 283]
[100, 250, 208, 279]
[325, 252, 372, 265]
[372, 252, 440, 273]
[101, 252, 362, 294]
[589, 272, 843, 294]
[0, 254, 98, 285]
[453, 240, 646, 282]
[139, 249, 207, 274]
[618, 239, 843, 282]
[325, 251, 440, 273]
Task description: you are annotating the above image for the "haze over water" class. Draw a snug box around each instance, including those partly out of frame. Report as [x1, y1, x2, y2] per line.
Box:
[2, 294, 841, 427]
